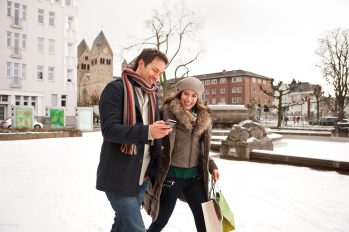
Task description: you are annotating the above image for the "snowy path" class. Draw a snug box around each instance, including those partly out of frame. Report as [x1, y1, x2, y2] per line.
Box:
[1, 132, 349, 232]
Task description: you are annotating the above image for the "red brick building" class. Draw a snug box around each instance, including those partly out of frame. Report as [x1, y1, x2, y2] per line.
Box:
[167, 69, 274, 107]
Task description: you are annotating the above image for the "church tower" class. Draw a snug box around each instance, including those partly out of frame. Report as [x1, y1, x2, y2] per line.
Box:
[77, 31, 113, 106]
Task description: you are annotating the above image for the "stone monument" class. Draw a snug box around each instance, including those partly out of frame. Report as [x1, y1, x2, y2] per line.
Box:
[220, 120, 273, 159]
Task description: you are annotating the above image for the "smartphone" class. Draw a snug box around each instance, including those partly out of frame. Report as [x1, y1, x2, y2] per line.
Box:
[165, 119, 177, 127]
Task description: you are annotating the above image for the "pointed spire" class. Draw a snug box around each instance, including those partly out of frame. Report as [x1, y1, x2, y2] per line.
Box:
[77, 39, 89, 57]
[92, 30, 112, 53]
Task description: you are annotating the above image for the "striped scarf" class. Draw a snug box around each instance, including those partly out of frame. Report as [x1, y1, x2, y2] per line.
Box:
[121, 67, 157, 155]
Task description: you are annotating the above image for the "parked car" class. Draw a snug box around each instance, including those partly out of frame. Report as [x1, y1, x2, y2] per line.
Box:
[336, 118, 349, 128]
[309, 116, 339, 126]
[0, 117, 43, 129]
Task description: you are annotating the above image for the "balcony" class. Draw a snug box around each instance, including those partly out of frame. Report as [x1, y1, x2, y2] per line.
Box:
[65, 30, 76, 40]
[65, 56, 76, 67]
[11, 47, 22, 59]
[11, 17, 23, 29]
[10, 78, 22, 89]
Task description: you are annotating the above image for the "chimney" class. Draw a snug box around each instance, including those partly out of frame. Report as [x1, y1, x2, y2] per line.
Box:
[222, 69, 227, 75]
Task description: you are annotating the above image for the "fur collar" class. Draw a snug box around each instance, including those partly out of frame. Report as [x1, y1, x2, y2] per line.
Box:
[167, 98, 211, 136]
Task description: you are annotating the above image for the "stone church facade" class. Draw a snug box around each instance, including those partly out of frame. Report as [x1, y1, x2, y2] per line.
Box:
[77, 31, 113, 106]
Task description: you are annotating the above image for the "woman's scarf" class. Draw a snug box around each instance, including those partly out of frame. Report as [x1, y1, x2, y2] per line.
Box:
[121, 67, 157, 155]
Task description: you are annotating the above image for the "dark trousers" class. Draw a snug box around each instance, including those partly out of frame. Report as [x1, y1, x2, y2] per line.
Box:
[147, 176, 207, 232]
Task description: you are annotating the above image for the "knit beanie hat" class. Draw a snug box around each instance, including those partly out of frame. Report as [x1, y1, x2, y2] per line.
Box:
[176, 76, 205, 100]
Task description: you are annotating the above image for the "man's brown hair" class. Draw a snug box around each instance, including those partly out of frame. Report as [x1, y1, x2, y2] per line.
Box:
[132, 48, 168, 71]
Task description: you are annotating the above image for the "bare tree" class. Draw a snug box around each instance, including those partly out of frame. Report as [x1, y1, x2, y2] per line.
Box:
[261, 79, 300, 127]
[316, 28, 349, 120]
[89, 91, 100, 106]
[311, 85, 325, 124]
[122, 1, 203, 98]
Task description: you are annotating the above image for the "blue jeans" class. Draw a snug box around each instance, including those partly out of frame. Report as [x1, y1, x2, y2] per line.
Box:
[105, 180, 148, 232]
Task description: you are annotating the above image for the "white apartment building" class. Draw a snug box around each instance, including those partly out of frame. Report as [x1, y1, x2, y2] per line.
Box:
[0, 0, 78, 124]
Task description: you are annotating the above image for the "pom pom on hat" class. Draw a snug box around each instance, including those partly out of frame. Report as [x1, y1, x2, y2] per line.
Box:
[176, 77, 204, 100]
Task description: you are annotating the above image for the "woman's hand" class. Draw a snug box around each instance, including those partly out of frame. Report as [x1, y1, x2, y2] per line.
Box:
[211, 169, 220, 181]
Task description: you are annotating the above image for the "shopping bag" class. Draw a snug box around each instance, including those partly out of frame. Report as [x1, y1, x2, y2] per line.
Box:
[202, 199, 222, 232]
[216, 191, 235, 232]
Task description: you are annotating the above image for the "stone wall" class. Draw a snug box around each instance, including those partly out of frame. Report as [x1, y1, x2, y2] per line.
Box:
[0, 130, 82, 141]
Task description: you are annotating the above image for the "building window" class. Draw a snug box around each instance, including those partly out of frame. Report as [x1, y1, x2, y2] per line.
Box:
[262, 80, 267, 85]
[67, 69, 72, 82]
[237, 97, 242, 103]
[37, 65, 44, 80]
[0, 95, 9, 102]
[252, 78, 256, 83]
[211, 98, 216, 104]
[15, 96, 21, 106]
[14, 3, 20, 22]
[31, 96, 37, 108]
[7, 62, 12, 77]
[67, 16, 74, 30]
[22, 5, 27, 20]
[220, 98, 226, 104]
[220, 78, 226, 83]
[48, 39, 55, 55]
[211, 79, 217, 84]
[38, 9, 44, 24]
[38, 37, 44, 52]
[67, 43, 73, 56]
[7, 31, 12, 47]
[232, 87, 236, 93]
[61, 95, 67, 107]
[220, 87, 225, 94]
[232, 97, 237, 103]
[13, 63, 19, 84]
[205, 89, 210, 95]
[7, 1, 12, 16]
[252, 87, 256, 93]
[85, 56, 88, 60]
[14, 33, 20, 54]
[23, 96, 29, 106]
[232, 77, 242, 82]
[204, 80, 210, 85]
[22, 64, 26, 79]
[22, 34, 26, 49]
[258, 78, 262, 84]
[48, 67, 54, 81]
[51, 94, 57, 107]
[212, 88, 216, 94]
[65, 0, 71, 5]
[237, 87, 242, 93]
[49, 12, 55, 26]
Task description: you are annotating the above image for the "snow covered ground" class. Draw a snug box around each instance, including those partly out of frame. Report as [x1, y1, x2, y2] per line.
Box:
[1, 132, 349, 232]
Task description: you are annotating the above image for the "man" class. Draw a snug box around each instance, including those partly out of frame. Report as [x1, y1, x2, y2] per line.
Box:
[96, 48, 171, 232]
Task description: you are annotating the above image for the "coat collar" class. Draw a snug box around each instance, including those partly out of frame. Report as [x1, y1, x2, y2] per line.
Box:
[168, 98, 211, 136]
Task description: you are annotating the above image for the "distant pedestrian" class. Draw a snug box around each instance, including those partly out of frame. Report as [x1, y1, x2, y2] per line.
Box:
[284, 115, 288, 125]
[297, 116, 300, 124]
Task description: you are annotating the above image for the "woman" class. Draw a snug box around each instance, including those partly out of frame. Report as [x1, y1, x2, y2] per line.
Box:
[144, 76, 220, 232]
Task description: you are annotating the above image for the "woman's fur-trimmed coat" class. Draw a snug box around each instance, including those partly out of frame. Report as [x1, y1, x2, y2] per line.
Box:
[143, 98, 218, 221]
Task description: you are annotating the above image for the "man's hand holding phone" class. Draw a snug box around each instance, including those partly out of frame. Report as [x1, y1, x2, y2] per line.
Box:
[165, 119, 176, 127]
[149, 120, 173, 139]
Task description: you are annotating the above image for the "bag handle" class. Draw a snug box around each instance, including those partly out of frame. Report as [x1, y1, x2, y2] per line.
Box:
[209, 179, 220, 200]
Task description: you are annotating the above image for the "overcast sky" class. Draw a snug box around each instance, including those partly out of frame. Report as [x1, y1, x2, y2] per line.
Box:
[77, 0, 349, 93]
